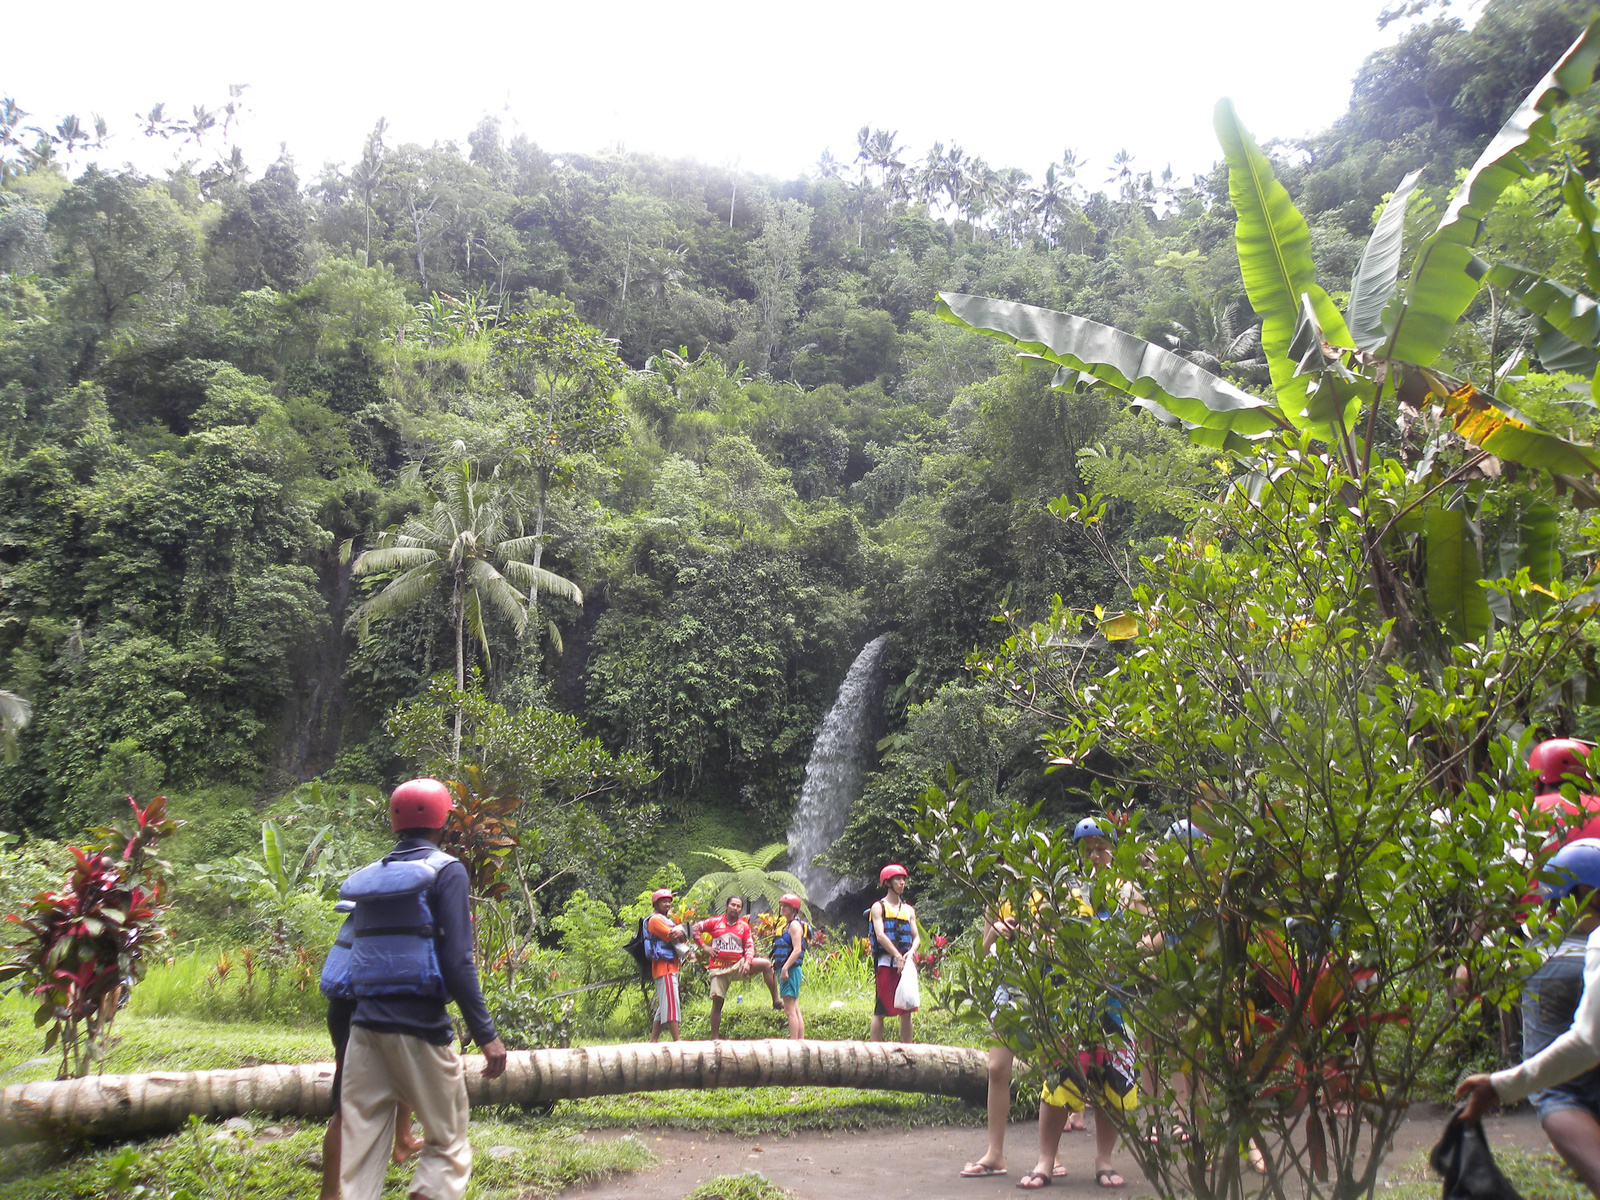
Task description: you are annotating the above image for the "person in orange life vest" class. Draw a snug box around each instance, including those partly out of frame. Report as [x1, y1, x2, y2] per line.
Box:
[645, 889, 686, 1042]
[338, 779, 507, 1200]
[693, 895, 780, 1038]
[870, 863, 921, 1044]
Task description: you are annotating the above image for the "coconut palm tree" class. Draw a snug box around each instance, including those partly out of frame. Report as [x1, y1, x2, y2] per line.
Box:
[345, 458, 580, 757]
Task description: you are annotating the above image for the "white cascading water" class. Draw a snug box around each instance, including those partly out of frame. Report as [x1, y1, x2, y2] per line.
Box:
[786, 634, 891, 908]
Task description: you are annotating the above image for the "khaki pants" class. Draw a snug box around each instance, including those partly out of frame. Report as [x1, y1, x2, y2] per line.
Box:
[340, 1025, 471, 1200]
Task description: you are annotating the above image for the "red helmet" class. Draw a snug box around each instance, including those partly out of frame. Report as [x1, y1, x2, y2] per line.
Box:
[651, 888, 675, 903]
[779, 893, 804, 910]
[1531, 739, 1591, 787]
[389, 778, 453, 831]
[879, 863, 908, 885]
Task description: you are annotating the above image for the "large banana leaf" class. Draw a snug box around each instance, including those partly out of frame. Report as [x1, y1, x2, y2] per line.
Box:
[1387, 16, 1600, 367]
[1215, 100, 1361, 436]
[934, 292, 1286, 437]
[1485, 261, 1600, 348]
[1424, 508, 1491, 645]
[1563, 168, 1600, 297]
[1532, 318, 1600, 377]
[1130, 398, 1277, 453]
[1396, 364, 1600, 475]
[1347, 171, 1422, 352]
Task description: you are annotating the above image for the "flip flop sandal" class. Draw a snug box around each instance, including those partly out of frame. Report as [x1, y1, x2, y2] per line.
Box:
[1052, 1164, 1069, 1177]
[1096, 1170, 1126, 1188]
[1016, 1172, 1053, 1190]
[961, 1164, 1006, 1178]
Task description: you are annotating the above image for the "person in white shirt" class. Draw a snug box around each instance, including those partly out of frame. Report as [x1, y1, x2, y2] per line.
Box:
[1457, 838, 1600, 1196]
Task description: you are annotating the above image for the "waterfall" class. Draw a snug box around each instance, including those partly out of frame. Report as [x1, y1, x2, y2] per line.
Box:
[786, 634, 890, 908]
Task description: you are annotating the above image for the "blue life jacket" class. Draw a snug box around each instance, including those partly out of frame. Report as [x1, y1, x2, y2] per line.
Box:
[771, 919, 810, 967]
[320, 847, 455, 1000]
[643, 917, 677, 962]
[870, 902, 915, 961]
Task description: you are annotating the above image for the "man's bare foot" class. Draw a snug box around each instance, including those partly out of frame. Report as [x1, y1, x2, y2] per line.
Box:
[393, 1131, 423, 1164]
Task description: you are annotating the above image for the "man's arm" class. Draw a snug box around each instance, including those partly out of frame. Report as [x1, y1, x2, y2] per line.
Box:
[906, 905, 921, 959]
[1465, 934, 1600, 1112]
[433, 863, 506, 1077]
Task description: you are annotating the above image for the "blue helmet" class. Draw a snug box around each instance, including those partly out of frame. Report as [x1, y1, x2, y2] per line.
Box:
[1542, 838, 1600, 899]
[1166, 819, 1210, 843]
[1073, 817, 1115, 843]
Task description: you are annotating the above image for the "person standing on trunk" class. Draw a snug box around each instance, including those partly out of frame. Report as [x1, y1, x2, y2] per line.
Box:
[869, 863, 920, 1043]
[645, 888, 684, 1042]
[332, 778, 508, 1200]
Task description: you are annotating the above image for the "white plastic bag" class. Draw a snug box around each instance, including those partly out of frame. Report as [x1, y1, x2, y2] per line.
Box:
[893, 958, 921, 1011]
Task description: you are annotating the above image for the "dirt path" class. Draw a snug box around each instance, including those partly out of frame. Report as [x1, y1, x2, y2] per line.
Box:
[556, 1107, 1549, 1200]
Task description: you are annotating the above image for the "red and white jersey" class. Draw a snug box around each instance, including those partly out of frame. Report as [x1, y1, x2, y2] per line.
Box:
[697, 914, 752, 970]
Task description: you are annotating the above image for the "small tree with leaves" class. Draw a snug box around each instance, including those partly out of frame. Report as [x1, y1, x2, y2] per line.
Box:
[0, 796, 180, 1078]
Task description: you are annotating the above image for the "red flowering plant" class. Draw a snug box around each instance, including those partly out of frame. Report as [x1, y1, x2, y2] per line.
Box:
[0, 796, 181, 1078]
[914, 930, 949, 980]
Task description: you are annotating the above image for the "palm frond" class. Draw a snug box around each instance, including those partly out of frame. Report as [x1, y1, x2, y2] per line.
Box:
[344, 565, 441, 632]
[466, 559, 529, 635]
[501, 561, 583, 605]
[350, 545, 440, 576]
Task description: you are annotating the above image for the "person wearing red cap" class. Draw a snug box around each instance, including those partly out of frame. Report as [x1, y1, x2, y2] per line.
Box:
[337, 779, 507, 1200]
[1530, 740, 1600, 851]
[869, 863, 920, 1043]
[646, 889, 684, 1042]
[772, 894, 810, 1039]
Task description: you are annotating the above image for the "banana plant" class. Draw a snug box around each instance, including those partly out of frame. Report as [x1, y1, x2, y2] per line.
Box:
[936, 15, 1600, 645]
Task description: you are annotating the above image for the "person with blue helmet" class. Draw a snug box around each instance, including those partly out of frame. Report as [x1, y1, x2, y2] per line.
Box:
[1019, 815, 1139, 1190]
[1459, 839, 1600, 1195]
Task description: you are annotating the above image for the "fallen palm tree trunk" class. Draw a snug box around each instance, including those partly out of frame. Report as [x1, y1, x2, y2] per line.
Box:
[0, 1038, 986, 1145]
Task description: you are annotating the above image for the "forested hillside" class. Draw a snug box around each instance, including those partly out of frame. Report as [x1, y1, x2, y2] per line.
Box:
[0, 0, 1594, 914]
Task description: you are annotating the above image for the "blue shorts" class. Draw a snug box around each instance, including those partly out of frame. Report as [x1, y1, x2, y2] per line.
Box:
[780, 964, 803, 999]
[1523, 953, 1600, 1119]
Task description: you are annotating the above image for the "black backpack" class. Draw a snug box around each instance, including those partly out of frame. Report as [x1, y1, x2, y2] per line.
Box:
[622, 918, 652, 986]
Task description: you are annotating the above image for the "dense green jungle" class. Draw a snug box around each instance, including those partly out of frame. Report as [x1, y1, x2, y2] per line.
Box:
[1, 0, 1597, 949]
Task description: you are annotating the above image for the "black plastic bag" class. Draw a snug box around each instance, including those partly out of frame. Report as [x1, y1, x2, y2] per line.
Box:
[1431, 1112, 1526, 1200]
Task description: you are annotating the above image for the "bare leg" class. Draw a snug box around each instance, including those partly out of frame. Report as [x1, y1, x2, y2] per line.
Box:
[1542, 1108, 1600, 1197]
[751, 957, 781, 1006]
[870, 1014, 885, 1041]
[899, 1012, 914, 1043]
[392, 1102, 421, 1164]
[1093, 1104, 1124, 1184]
[782, 996, 804, 1039]
[709, 996, 725, 1039]
[1027, 1100, 1072, 1184]
[963, 1045, 1015, 1174]
[665, 1019, 680, 1041]
[319, 1113, 341, 1200]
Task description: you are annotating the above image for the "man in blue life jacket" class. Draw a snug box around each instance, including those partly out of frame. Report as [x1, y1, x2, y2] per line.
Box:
[338, 778, 507, 1200]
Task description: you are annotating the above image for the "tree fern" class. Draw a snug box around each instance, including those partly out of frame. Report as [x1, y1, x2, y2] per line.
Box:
[690, 843, 809, 915]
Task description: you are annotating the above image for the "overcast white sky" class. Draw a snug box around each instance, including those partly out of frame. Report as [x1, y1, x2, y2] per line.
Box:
[7, 0, 1470, 190]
